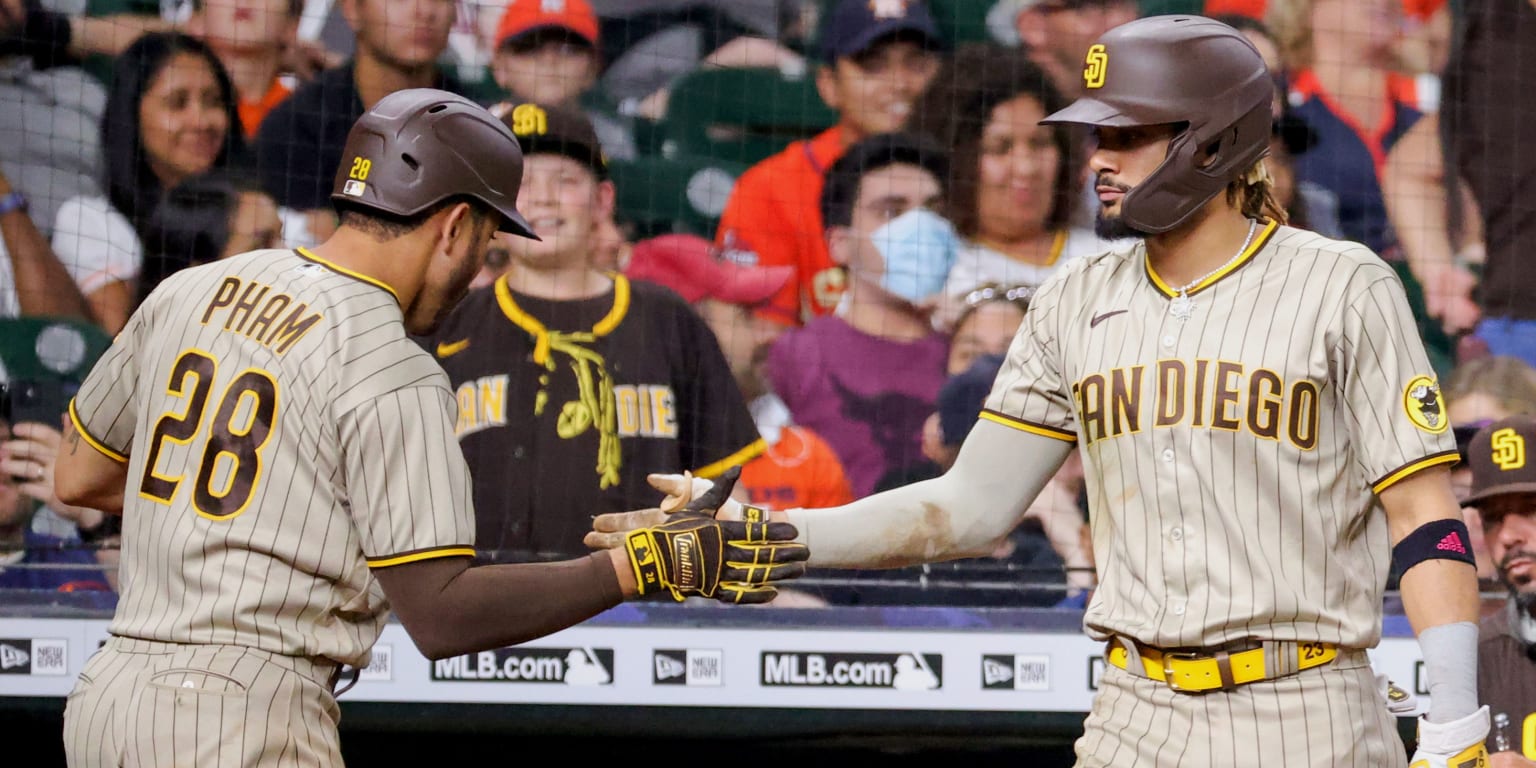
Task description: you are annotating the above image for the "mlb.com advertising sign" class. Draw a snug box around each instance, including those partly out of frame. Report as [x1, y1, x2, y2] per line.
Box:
[760, 651, 942, 690]
[431, 646, 613, 685]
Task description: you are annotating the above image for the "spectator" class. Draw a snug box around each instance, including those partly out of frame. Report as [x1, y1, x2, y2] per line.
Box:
[590, 0, 804, 122]
[713, 0, 943, 326]
[1445, 355, 1536, 587]
[1217, 12, 1342, 238]
[0, 0, 106, 245]
[988, 0, 1138, 99]
[767, 132, 950, 499]
[1460, 416, 1536, 762]
[913, 43, 1109, 329]
[0, 168, 94, 323]
[51, 31, 246, 335]
[1438, 0, 1536, 369]
[423, 102, 763, 561]
[623, 232, 854, 512]
[255, 0, 463, 246]
[0, 409, 115, 592]
[487, 0, 634, 161]
[136, 169, 284, 307]
[1268, 0, 1422, 257]
[189, 0, 302, 139]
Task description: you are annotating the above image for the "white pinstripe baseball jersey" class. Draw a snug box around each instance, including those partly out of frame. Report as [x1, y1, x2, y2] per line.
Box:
[984, 221, 1457, 650]
[69, 247, 476, 667]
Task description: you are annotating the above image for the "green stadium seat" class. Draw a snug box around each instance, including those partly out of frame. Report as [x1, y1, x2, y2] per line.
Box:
[607, 154, 748, 240]
[656, 66, 837, 167]
[0, 317, 112, 424]
[928, 0, 1005, 45]
[0, 317, 111, 384]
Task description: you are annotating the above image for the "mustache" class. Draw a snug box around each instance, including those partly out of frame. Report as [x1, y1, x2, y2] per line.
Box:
[1501, 549, 1536, 570]
[1095, 173, 1132, 193]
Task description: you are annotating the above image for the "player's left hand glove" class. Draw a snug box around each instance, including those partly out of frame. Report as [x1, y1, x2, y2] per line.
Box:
[623, 510, 808, 604]
[1411, 705, 1490, 768]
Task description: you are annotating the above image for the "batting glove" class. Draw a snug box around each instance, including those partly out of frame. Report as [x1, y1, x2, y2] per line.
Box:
[1377, 673, 1421, 716]
[1411, 705, 1490, 768]
[623, 512, 808, 604]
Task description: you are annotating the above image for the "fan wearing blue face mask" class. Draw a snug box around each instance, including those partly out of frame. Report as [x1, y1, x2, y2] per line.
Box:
[763, 133, 955, 500]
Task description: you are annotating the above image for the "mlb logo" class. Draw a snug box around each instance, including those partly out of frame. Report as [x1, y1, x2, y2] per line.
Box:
[342, 179, 366, 197]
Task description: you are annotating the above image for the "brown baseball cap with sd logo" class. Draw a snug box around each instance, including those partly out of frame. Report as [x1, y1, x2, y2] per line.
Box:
[1461, 415, 1536, 506]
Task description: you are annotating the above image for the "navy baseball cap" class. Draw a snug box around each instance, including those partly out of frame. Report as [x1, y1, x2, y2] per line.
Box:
[938, 353, 1005, 447]
[818, 0, 944, 63]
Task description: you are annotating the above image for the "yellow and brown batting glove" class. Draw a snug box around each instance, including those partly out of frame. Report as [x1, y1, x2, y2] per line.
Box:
[623, 513, 808, 604]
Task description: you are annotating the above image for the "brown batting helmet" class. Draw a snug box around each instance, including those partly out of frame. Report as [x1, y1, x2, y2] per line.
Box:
[1040, 16, 1272, 234]
[331, 88, 537, 238]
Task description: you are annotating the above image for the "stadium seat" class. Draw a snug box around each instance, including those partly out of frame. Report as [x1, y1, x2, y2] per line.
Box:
[928, 0, 1006, 45]
[0, 317, 112, 424]
[607, 154, 747, 239]
[0, 317, 111, 384]
[656, 66, 837, 167]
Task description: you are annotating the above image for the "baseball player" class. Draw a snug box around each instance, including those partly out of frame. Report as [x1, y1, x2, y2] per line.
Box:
[593, 17, 1487, 767]
[52, 88, 807, 768]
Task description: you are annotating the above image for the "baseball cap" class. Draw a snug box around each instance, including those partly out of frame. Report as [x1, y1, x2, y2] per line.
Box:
[490, 101, 607, 180]
[1461, 415, 1536, 506]
[818, 0, 943, 63]
[494, 0, 598, 50]
[938, 353, 1005, 447]
[624, 234, 793, 306]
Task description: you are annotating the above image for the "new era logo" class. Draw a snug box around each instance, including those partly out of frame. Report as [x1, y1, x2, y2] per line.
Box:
[654, 654, 685, 681]
[1436, 533, 1467, 555]
[0, 644, 28, 670]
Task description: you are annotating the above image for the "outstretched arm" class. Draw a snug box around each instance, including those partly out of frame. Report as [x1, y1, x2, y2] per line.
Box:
[781, 420, 1073, 567]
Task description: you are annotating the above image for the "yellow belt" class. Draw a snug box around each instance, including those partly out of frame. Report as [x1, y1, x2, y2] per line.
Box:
[1107, 639, 1338, 693]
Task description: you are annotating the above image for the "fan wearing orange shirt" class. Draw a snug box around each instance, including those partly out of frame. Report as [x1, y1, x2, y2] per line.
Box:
[190, 0, 300, 139]
[713, 0, 944, 326]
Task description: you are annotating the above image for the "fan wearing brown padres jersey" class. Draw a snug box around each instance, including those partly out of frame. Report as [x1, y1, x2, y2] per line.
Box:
[593, 17, 1488, 768]
[422, 101, 765, 563]
[51, 89, 806, 768]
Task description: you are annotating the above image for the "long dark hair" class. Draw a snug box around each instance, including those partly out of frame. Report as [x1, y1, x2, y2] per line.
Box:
[102, 31, 246, 235]
[136, 169, 266, 307]
[912, 42, 1080, 240]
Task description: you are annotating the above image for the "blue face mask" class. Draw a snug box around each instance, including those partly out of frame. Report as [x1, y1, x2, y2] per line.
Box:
[868, 208, 958, 304]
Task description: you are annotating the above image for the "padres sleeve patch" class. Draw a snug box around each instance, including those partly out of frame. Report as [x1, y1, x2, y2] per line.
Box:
[1402, 375, 1449, 434]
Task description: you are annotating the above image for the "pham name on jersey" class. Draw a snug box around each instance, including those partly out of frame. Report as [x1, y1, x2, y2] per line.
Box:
[199, 277, 324, 355]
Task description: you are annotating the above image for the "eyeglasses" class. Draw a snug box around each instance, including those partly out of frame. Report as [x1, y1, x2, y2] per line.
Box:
[963, 283, 1035, 307]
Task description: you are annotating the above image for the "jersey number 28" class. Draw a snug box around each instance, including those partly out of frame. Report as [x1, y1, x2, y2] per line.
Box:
[139, 349, 278, 519]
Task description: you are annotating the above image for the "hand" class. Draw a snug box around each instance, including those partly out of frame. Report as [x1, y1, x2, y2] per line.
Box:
[623, 512, 808, 604]
[1411, 706, 1490, 768]
[585, 466, 753, 550]
[1490, 752, 1536, 768]
[1421, 261, 1481, 336]
[281, 38, 342, 81]
[0, 420, 103, 529]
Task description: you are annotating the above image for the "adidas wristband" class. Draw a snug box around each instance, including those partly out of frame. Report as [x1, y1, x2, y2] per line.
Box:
[1392, 518, 1476, 575]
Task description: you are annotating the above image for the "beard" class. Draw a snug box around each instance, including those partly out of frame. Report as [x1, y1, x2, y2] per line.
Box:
[1095, 211, 1149, 240]
[1094, 174, 1147, 240]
